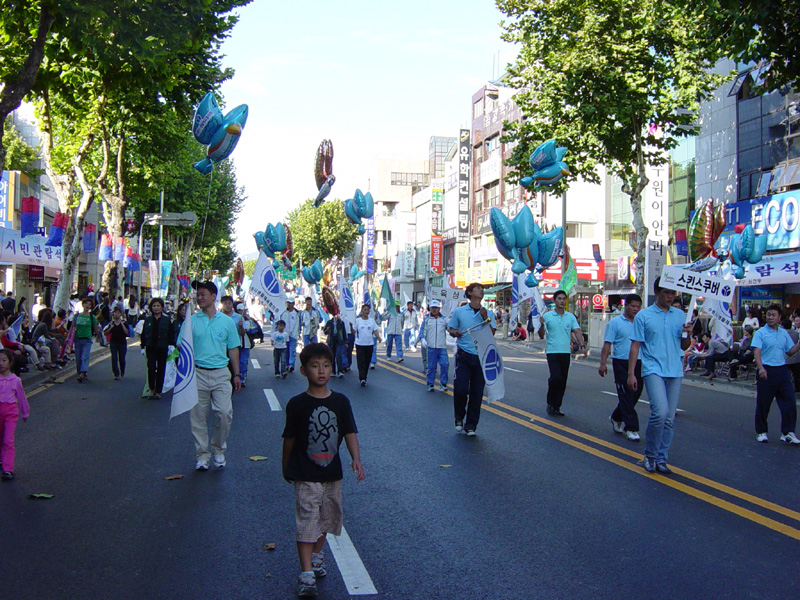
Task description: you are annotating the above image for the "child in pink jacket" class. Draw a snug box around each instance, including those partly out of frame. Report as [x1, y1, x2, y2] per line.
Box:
[0, 348, 30, 480]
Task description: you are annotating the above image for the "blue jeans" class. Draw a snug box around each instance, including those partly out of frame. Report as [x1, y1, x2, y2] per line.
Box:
[371, 342, 377, 366]
[643, 375, 682, 463]
[403, 329, 414, 350]
[239, 347, 250, 384]
[303, 334, 317, 346]
[75, 337, 92, 373]
[273, 347, 287, 375]
[287, 337, 298, 368]
[426, 347, 449, 387]
[332, 343, 348, 374]
[386, 334, 403, 359]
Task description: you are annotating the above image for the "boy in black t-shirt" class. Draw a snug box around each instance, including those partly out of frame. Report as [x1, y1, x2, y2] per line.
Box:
[282, 343, 365, 598]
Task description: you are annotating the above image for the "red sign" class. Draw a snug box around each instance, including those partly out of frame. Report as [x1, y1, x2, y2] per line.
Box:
[430, 236, 443, 274]
[592, 294, 603, 309]
[28, 265, 45, 281]
[541, 258, 605, 281]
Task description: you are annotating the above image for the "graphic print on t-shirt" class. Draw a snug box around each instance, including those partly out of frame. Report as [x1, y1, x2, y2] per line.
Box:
[307, 406, 339, 467]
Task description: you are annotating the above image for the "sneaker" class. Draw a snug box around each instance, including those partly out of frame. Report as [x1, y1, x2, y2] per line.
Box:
[756, 432, 768, 443]
[1, 471, 13, 481]
[297, 572, 317, 597]
[466, 429, 477, 437]
[275, 374, 281, 379]
[625, 430, 640, 442]
[282, 372, 288, 379]
[439, 384, 447, 392]
[370, 364, 375, 369]
[311, 552, 327, 578]
[610, 417, 624, 434]
[289, 366, 295, 372]
[195, 458, 209, 471]
[398, 358, 404, 363]
[780, 432, 800, 445]
[360, 380, 366, 387]
[656, 463, 673, 475]
[729, 359, 740, 365]
[642, 457, 656, 473]
[114, 376, 120, 380]
[428, 385, 435, 392]
[454, 420, 464, 432]
[338, 372, 344, 378]
[213, 454, 226, 469]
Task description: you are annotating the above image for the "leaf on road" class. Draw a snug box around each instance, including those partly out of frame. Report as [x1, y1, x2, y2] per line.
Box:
[249, 456, 269, 461]
[439, 464, 452, 468]
[164, 474, 185, 481]
[265, 573, 272, 578]
[29, 494, 54, 499]
[263, 543, 276, 551]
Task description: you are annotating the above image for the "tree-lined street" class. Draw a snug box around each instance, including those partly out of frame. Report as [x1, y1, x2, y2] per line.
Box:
[4, 337, 799, 599]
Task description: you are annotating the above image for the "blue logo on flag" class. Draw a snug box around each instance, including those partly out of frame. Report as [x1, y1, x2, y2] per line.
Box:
[482, 346, 502, 382]
[511, 278, 519, 305]
[262, 268, 281, 295]
[343, 286, 354, 309]
[721, 285, 731, 297]
[174, 343, 195, 395]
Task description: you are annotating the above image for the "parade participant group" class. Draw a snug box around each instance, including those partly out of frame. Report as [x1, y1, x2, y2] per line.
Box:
[5, 271, 800, 599]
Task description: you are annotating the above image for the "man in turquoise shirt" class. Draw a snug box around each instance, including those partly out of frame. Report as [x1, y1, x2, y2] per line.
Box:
[752, 304, 800, 444]
[189, 280, 242, 472]
[599, 294, 643, 441]
[538, 290, 586, 416]
[448, 283, 496, 436]
[628, 277, 692, 474]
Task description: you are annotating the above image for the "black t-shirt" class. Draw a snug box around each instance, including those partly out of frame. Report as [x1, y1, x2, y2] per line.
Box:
[282, 391, 358, 482]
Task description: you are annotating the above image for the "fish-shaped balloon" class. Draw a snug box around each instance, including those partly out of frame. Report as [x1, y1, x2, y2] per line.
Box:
[314, 140, 335, 207]
[688, 199, 724, 262]
[194, 104, 249, 175]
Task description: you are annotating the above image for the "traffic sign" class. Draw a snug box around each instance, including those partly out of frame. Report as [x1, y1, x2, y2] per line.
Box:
[592, 293, 603, 309]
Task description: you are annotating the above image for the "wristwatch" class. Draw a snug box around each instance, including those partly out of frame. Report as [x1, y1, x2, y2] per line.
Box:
[233, 373, 241, 378]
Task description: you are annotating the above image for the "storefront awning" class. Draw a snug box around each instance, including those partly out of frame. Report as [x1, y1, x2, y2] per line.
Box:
[484, 283, 511, 293]
[604, 288, 637, 295]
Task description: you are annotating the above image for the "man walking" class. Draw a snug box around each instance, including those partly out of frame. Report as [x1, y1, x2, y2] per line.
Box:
[300, 296, 320, 345]
[599, 294, 643, 441]
[402, 300, 419, 351]
[538, 290, 587, 416]
[752, 304, 800, 444]
[448, 283, 496, 437]
[628, 278, 692, 474]
[279, 296, 301, 372]
[189, 280, 242, 471]
[420, 300, 449, 392]
[384, 305, 403, 362]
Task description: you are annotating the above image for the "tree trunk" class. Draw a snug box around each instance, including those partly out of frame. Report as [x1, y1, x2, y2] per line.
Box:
[53, 198, 93, 313]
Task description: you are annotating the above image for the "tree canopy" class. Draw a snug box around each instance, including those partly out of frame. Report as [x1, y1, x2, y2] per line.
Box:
[285, 200, 361, 266]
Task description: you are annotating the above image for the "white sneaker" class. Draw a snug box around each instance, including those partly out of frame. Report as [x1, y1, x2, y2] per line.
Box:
[195, 457, 209, 471]
[428, 385, 435, 392]
[756, 432, 768, 443]
[625, 430, 640, 441]
[439, 384, 447, 392]
[454, 421, 463, 432]
[466, 429, 477, 437]
[780, 432, 800, 445]
[610, 417, 624, 434]
[213, 454, 226, 468]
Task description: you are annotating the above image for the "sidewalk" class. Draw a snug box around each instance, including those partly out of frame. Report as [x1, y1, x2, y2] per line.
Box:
[497, 336, 757, 398]
[19, 341, 111, 394]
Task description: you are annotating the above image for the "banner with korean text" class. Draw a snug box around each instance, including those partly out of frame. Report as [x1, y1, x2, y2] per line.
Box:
[0, 226, 62, 268]
[660, 265, 735, 303]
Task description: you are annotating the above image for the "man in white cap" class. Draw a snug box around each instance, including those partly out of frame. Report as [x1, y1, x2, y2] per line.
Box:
[279, 295, 301, 372]
[420, 299, 450, 391]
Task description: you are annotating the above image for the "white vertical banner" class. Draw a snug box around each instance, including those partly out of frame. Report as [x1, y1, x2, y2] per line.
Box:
[337, 275, 357, 329]
[644, 159, 669, 305]
[170, 312, 198, 420]
[470, 323, 505, 403]
[250, 251, 288, 315]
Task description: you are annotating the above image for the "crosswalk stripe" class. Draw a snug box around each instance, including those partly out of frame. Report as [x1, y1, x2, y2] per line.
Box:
[263, 389, 282, 411]
[328, 525, 378, 595]
[251, 358, 261, 369]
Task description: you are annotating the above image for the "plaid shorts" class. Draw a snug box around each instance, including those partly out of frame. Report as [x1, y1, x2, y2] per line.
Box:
[294, 480, 343, 543]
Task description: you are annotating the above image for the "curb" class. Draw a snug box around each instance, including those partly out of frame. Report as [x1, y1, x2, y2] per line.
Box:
[20, 343, 111, 394]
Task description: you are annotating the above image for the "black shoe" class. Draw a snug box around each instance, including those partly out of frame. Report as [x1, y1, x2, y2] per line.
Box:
[398, 358, 404, 363]
[546, 405, 564, 416]
[289, 366, 295, 372]
[360, 380, 366, 387]
[656, 463, 673, 475]
[1, 471, 13, 480]
[642, 457, 656, 473]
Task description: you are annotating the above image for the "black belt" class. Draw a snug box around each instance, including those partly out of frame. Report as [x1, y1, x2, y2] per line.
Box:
[196, 365, 225, 370]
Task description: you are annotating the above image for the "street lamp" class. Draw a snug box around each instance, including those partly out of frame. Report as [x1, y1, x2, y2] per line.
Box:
[137, 211, 197, 303]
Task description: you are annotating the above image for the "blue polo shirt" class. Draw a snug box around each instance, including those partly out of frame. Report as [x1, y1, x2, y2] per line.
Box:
[191, 310, 241, 369]
[751, 325, 796, 366]
[603, 314, 636, 360]
[542, 310, 580, 354]
[449, 304, 496, 355]
[631, 303, 685, 378]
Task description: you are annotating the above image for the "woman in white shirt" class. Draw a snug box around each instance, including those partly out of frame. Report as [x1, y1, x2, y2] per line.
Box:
[743, 308, 760, 330]
[354, 304, 382, 386]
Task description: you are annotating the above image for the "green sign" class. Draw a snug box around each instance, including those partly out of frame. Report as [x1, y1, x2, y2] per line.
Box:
[277, 266, 297, 279]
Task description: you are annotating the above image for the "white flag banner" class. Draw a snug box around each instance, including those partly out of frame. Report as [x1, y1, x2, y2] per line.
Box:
[250, 251, 288, 315]
[510, 272, 540, 327]
[425, 272, 466, 318]
[337, 274, 357, 329]
[702, 298, 734, 343]
[170, 312, 199, 420]
[470, 322, 505, 403]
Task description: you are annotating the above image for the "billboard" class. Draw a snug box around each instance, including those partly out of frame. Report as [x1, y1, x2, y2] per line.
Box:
[457, 129, 471, 243]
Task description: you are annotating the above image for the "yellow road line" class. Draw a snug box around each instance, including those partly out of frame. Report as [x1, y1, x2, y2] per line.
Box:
[27, 350, 110, 398]
[376, 356, 800, 541]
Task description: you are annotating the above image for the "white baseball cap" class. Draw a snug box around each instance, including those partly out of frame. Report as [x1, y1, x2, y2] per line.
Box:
[236, 303, 245, 311]
[429, 300, 442, 308]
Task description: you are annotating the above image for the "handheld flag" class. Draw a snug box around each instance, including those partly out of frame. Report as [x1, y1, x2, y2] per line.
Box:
[337, 274, 357, 328]
[7, 314, 24, 343]
[469, 317, 505, 403]
[380, 275, 396, 314]
[249, 250, 288, 315]
[170, 313, 198, 419]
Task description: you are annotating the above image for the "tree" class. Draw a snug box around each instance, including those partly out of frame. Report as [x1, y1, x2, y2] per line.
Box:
[702, 0, 800, 93]
[2, 120, 43, 179]
[498, 0, 722, 296]
[285, 200, 361, 266]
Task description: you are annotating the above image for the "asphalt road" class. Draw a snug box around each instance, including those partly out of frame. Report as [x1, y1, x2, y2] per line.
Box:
[3, 337, 800, 600]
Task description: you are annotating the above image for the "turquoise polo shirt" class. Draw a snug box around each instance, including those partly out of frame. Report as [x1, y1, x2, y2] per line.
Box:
[542, 310, 580, 354]
[631, 303, 685, 378]
[448, 304, 496, 355]
[751, 325, 796, 367]
[603, 314, 635, 360]
[191, 310, 241, 369]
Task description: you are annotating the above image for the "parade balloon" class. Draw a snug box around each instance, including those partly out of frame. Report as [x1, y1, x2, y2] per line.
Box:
[688, 198, 726, 262]
[350, 264, 358, 281]
[511, 205, 537, 248]
[525, 272, 539, 287]
[310, 259, 324, 282]
[495, 237, 516, 261]
[343, 198, 360, 227]
[193, 103, 249, 175]
[192, 93, 223, 145]
[282, 224, 294, 260]
[353, 189, 374, 219]
[302, 267, 316, 286]
[537, 227, 564, 268]
[519, 140, 570, 188]
[515, 238, 540, 273]
[314, 140, 336, 207]
[489, 207, 516, 252]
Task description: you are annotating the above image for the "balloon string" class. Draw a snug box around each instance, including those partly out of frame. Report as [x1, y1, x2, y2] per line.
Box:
[194, 169, 215, 278]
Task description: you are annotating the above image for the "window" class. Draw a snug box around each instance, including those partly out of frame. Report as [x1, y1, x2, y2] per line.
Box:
[473, 99, 484, 119]
[486, 182, 499, 207]
[391, 172, 429, 186]
[474, 188, 484, 213]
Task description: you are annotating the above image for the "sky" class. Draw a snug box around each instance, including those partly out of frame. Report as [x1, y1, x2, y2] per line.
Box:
[217, 0, 518, 257]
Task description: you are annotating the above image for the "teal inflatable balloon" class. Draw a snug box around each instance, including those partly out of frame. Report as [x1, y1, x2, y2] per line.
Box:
[193, 103, 249, 175]
[490, 207, 516, 252]
[520, 139, 570, 188]
[537, 227, 564, 268]
[192, 93, 223, 145]
[511, 205, 536, 248]
[525, 272, 539, 287]
[254, 231, 265, 252]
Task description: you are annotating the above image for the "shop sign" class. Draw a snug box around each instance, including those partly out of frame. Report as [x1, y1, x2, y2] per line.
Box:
[541, 258, 606, 281]
[721, 191, 800, 251]
[29, 265, 44, 281]
[457, 129, 471, 243]
[431, 236, 443, 274]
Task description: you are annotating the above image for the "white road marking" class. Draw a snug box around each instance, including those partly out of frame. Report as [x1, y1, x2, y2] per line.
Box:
[263, 389, 282, 411]
[601, 390, 684, 412]
[504, 366, 524, 373]
[250, 358, 261, 369]
[328, 525, 378, 595]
